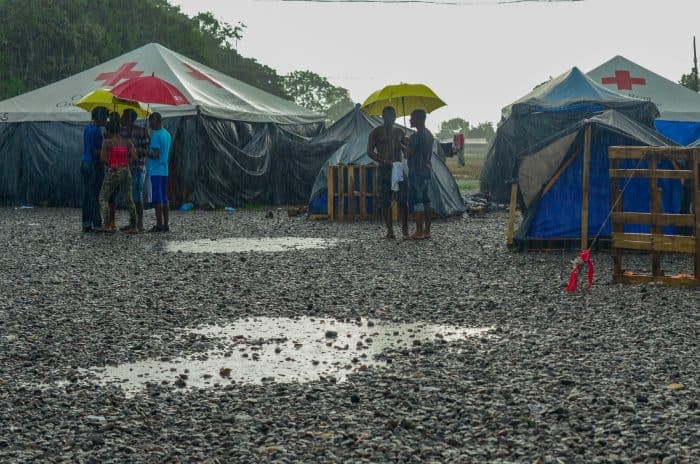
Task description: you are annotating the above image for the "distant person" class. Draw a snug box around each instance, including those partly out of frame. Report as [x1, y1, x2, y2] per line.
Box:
[367, 106, 408, 239]
[403, 109, 434, 239]
[95, 113, 138, 234]
[81, 106, 108, 232]
[146, 112, 172, 232]
[119, 109, 150, 232]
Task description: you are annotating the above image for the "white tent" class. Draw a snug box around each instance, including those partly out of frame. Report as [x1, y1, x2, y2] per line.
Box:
[0, 42, 322, 125]
[587, 55, 700, 144]
[0, 43, 328, 207]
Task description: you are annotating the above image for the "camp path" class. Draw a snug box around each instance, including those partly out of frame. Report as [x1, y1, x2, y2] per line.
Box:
[0, 206, 698, 462]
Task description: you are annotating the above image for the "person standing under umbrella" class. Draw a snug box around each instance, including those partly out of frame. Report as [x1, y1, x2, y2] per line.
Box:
[119, 109, 150, 232]
[145, 112, 172, 232]
[403, 109, 434, 239]
[367, 106, 408, 239]
[96, 113, 138, 233]
[81, 106, 108, 232]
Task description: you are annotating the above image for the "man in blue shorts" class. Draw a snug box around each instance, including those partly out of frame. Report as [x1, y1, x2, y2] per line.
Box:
[146, 112, 172, 232]
[403, 109, 434, 239]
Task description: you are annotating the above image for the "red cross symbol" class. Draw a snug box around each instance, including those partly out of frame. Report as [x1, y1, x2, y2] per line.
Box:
[601, 70, 646, 91]
[95, 62, 144, 87]
[183, 62, 222, 88]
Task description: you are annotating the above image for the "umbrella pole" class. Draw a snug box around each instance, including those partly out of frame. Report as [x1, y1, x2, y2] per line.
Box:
[401, 97, 408, 135]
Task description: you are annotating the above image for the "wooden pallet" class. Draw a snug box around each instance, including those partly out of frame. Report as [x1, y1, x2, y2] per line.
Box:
[609, 146, 700, 287]
[326, 165, 397, 222]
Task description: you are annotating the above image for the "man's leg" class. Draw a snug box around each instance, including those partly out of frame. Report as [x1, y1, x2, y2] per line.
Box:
[80, 162, 92, 231]
[408, 176, 424, 239]
[384, 206, 394, 239]
[398, 181, 409, 238]
[379, 168, 394, 238]
[129, 169, 145, 231]
[422, 178, 431, 239]
[162, 176, 169, 231]
[90, 163, 104, 228]
[119, 169, 137, 231]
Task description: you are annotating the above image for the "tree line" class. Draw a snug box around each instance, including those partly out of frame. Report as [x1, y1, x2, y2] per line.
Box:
[0, 0, 354, 122]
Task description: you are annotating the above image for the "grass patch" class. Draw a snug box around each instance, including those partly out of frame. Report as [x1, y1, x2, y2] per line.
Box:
[456, 179, 480, 191]
[445, 152, 485, 180]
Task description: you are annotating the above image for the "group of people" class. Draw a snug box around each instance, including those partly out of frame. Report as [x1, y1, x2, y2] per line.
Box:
[367, 106, 435, 240]
[81, 107, 172, 234]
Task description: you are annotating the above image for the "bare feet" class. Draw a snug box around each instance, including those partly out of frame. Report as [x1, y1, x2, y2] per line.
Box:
[409, 232, 425, 240]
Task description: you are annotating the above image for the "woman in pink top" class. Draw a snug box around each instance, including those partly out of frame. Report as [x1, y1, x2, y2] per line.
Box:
[96, 113, 138, 233]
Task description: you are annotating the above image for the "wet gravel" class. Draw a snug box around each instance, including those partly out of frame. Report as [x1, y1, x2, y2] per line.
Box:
[0, 204, 699, 463]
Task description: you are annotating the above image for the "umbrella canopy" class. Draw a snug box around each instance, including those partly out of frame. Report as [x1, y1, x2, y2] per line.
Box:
[360, 83, 446, 117]
[111, 74, 190, 106]
[75, 89, 149, 118]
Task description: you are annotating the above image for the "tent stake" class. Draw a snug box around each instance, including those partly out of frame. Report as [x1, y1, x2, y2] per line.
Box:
[581, 124, 592, 250]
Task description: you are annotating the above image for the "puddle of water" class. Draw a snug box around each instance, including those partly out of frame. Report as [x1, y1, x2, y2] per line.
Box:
[77, 317, 491, 394]
[166, 237, 341, 253]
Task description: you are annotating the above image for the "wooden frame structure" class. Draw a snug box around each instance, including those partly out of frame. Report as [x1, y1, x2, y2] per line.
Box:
[609, 146, 700, 287]
[326, 165, 397, 222]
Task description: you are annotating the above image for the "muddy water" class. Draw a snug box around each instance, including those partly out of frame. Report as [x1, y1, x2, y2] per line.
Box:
[166, 237, 342, 253]
[83, 317, 491, 394]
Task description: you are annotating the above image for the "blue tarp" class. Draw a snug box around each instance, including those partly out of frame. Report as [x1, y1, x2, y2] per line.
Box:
[516, 111, 681, 243]
[655, 120, 700, 146]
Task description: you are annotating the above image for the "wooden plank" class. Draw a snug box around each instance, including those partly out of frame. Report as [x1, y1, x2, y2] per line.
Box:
[506, 183, 518, 247]
[308, 214, 328, 221]
[648, 152, 663, 276]
[347, 165, 355, 220]
[327, 165, 335, 222]
[581, 124, 591, 250]
[693, 153, 700, 282]
[613, 273, 700, 287]
[611, 155, 624, 277]
[611, 212, 696, 227]
[609, 146, 696, 160]
[338, 165, 345, 221]
[609, 169, 693, 180]
[611, 233, 697, 254]
[359, 165, 367, 220]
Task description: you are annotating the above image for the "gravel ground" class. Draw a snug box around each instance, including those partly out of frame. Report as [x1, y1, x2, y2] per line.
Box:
[0, 204, 698, 463]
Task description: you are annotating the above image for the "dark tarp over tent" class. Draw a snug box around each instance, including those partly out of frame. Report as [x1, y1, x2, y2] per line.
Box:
[588, 55, 700, 146]
[308, 105, 466, 217]
[0, 43, 326, 207]
[513, 110, 681, 247]
[480, 66, 660, 203]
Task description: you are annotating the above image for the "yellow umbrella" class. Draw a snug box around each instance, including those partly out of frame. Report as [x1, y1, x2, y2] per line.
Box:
[360, 83, 446, 118]
[75, 89, 149, 119]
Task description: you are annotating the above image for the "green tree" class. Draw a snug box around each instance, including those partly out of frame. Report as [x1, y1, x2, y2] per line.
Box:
[282, 70, 354, 123]
[436, 118, 495, 141]
[0, 0, 289, 101]
[437, 118, 470, 140]
[679, 71, 699, 92]
[193, 12, 245, 50]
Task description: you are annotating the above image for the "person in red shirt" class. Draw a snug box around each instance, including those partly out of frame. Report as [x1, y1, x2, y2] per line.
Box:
[95, 113, 138, 234]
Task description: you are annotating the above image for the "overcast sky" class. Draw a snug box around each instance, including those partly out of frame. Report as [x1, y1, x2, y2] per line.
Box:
[172, 0, 700, 131]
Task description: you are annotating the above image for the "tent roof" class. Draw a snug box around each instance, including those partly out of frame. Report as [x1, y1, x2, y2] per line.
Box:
[588, 55, 700, 122]
[515, 109, 675, 208]
[0, 43, 323, 125]
[504, 66, 658, 120]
